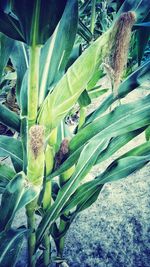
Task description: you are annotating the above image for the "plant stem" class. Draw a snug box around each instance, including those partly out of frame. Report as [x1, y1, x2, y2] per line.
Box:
[26, 44, 41, 267]
[90, 0, 96, 35]
[78, 107, 86, 130]
[21, 117, 27, 173]
[57, 218, 66, 258]
[42, 135, 56, 266]
[28, 45, 41, 128]
[43, 231, 50, 267]
[26, 201, 36, 267]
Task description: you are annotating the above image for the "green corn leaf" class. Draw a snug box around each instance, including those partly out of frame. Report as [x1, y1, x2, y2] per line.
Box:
[145, 126, 150, 141]
[116, 0, 125, 11]
[49, 96, 149, 180]
[119, 140, 150, 158]
[62, 181, 103, 215]
[95, 154, 150, 185]
[57, 121, 73, 148]
[70, 95, 150, 152]
[65, 44, 82, 71]
[48, 128, 145, 181]
[0, 164, 15, 194]
[78, 90, 91, 107]
[136, 13, 150, 65]
[36, 139, 110, 246]
[47, 146, 82, 181]
[134, 22, 150, 28]
[48, 117, 148, 181]
[39, 0, 78, 104]
[0, 136, 23, 172]
[87, 69, 105, 90]
[0, 228, 27, 267]
[78, 19, 93, 42]
[10, 42, 28, 104]
[86, 60, 150, 124]
[38, 30, 110, 135]
[0, 172, 25, 231]
[6, 0, 67, 45]
[0, 104, 20, 132]
[116, 0, 150, 22]
[0, 171, 37, 231]
[79, 0, 91, 14]
[95, 128, 146, 165]
[88, 87, 109, 99]
[0, 9, 24, 42]
[63, 141, 150, 215]
[20, 70, 28, 116]
[0, 33, 14, 81]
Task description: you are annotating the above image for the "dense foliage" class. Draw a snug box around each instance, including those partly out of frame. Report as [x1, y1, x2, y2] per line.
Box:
[0, 1, 150, 266]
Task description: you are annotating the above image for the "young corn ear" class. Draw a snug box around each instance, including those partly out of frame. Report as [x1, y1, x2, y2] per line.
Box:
[107, 11, 136, 97]
[27, 125, 45, 188]
[37, 30, 111, 136]
[37, 12, 136, 136]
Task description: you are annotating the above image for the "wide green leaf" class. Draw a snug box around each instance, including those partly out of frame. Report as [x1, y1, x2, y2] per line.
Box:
[96, 154, 150, 185]
[0, 228, 27, 267]
[10, 41, 28, 104]
[116, 0, 150, 22]
[36, 139, 110, 246]
[0, 136, 23, 172]
[9, 0, 67, 45]
[88, 87, 109, 99]
[86, 60, 150, 124]
[0, 164, 15, 194]
[0, 33, 14, 81]
[70, 95, 150, 152]
[0, 104, 20, 132]
[0, 9, 24, 42]
[0, 172, 25, 231]
[95, 128, 145, 165]
[119, 140, 150, 158]
[48, 128, 146, 181]
[137, 12, 150, 65]
[62, 181, 103, 215]
[0, 171, 37, 231]
[39, 0, 78, 104]
[63, 141, 150, 215]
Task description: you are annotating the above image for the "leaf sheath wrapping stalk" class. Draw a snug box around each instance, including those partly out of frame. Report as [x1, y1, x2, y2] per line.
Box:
[0, 104, 20, 132]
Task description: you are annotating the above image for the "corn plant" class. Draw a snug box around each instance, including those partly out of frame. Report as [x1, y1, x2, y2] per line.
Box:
[0, 0, 150, 266]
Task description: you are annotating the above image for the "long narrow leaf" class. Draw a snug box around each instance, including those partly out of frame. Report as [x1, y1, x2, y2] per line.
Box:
[39, 0, 78, 103]
[70, 95, 150, 152]
[0, 164, 15, 194]
[36, 139, 110, 246]
[86, 60, 150, 124]
[0, 33, 14, 81]
[0, 104, 20, 132]
[0, 136, 23, 172]
[0, 228, 27, 267]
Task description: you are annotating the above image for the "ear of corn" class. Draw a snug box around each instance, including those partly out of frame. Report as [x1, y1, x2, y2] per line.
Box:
[37, 30, 110, 136]
[38, 12, 136, 136]
[27, 125, 45, 188]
